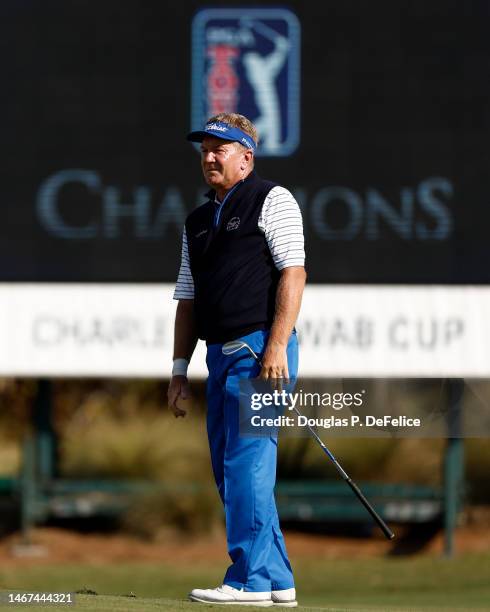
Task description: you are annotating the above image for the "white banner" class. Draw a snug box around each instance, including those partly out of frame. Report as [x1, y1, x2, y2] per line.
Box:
[299, 285, 489, 377]
[0, 284, 489, 377]
[0, 284, 204, 378]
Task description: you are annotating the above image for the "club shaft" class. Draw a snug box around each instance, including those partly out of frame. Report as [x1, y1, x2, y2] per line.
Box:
[290, 406, 348, 478]
[345, 477, 395, 540]
[251, 354, 394, 540]
[291, 405, 394, 539]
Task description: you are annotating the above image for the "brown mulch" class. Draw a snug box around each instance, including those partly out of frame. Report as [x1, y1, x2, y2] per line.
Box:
[0, 513, 489, 566]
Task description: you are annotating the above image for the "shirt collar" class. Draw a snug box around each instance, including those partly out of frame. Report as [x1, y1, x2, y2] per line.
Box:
[205, 170, 257, 203]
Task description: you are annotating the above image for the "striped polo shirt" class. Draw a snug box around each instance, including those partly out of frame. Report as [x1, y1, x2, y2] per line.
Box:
[174, 185, 305, 300]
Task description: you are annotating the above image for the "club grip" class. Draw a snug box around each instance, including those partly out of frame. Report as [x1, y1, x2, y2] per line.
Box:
[346, 478, 395, 540]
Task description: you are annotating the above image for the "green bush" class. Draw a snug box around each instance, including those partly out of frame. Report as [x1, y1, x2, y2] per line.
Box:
[59, 386, 223, 537]
[0, 379, 489, 538]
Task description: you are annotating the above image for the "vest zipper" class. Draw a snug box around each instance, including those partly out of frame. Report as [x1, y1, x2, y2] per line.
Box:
[213, 180, 245, 227]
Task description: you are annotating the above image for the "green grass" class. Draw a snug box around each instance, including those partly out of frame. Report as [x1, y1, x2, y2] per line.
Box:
[0, 553, 489, 611]
[2, 596, 485, 612]
[1, 595, 438, 612]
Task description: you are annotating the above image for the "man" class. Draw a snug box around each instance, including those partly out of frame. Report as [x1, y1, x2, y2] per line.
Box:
[168, 113, 306, 607]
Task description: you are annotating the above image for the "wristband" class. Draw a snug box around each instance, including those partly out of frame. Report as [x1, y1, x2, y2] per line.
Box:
[172, 358, 189, 377]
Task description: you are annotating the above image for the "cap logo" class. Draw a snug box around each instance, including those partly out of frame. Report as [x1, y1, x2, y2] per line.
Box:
[206, 123, 228, 132]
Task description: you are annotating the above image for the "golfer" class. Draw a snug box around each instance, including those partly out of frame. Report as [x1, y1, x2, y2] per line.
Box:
[168, 113, 306, 607]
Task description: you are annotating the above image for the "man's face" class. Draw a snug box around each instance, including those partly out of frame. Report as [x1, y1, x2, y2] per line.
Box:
[200, 136, 250, 192]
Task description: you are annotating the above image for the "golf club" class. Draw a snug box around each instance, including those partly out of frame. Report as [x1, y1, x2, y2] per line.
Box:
[222, 339, 395, 540]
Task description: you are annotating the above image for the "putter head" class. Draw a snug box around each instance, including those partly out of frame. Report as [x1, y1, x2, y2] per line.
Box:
[222, 340, 248, 356]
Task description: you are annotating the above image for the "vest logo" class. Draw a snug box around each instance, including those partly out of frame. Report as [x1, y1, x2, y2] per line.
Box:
[191, 8, 301, 157]
[226, 217, 240, 231]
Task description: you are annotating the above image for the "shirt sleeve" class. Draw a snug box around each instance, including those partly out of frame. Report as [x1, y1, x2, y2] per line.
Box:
[258, 186, 306, 271]
[173, 228, 195, 300]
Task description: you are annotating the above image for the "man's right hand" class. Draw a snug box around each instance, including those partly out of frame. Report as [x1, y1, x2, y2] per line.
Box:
[167, 375, 191, 418]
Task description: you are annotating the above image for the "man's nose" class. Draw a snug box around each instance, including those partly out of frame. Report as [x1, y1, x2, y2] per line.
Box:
[203, 151, 216, 163]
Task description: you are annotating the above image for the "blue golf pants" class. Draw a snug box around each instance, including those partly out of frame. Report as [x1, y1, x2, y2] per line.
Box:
[205, 329, 298, 592]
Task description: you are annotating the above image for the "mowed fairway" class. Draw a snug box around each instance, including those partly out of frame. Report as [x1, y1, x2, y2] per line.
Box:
[0, 552, 489, 611]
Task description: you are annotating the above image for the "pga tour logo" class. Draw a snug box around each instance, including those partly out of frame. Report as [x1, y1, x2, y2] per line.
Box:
[191, 8, 301, 157]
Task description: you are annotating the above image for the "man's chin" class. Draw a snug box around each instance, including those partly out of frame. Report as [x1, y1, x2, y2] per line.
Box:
[204, 174, 223, 187]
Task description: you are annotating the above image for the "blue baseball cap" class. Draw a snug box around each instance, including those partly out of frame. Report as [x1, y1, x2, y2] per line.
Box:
[187, 120, 257, 152]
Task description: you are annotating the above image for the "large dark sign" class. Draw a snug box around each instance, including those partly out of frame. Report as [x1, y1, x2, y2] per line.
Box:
[2, 0, 489, 283]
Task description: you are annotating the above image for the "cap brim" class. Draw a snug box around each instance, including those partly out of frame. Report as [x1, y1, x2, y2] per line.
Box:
[186, 130, 237, 143]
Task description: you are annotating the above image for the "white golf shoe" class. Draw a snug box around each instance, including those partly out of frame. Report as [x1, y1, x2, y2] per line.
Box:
[189, 584, 273, 606]
[271, 588, 297, 607]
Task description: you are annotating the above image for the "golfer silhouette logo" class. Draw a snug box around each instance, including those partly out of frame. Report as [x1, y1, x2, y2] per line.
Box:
[191, 8, 301, 157]
[241, 20, 289, 155]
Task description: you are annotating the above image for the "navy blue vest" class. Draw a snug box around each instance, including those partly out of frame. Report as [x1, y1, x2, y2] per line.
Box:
[186, 171, 280, 343]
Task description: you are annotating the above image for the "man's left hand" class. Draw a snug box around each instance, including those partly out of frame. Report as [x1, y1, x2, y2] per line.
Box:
[260, 340, 289, 387]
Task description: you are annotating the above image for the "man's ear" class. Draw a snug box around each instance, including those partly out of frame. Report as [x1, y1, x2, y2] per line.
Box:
[243, 149, 253, 167]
